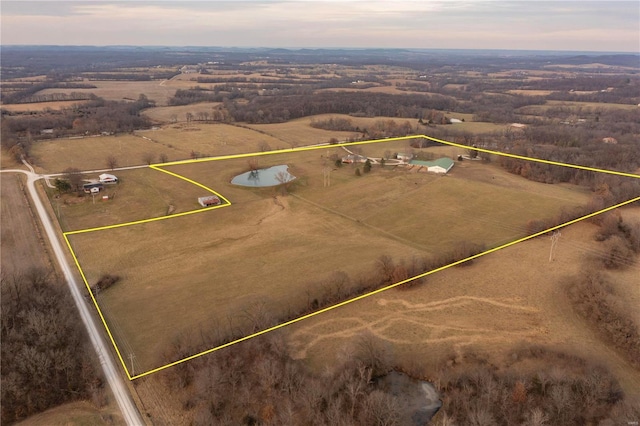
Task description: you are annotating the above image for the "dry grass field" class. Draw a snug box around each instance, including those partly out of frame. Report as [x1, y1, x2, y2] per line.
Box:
[245, 113, 503, 149]
[30, 123, 295, 173]
[16, 401, 123, 426]
[53, 167, 212, 232]
[137, 122, 292, 154]
[1, 148, 22, 169]
[0, 174, 53, 277]
[36, 80, 178, 105]
[287, 216, 640, 404]
[245, 116, 359, 146]
[520, 99, 640, 114]
[30, 134, 176, 173]
[63, 144, 593, 372]
[506, 89, 555, 96]
[142, 102, 221, 123]
[0, 100, 89, 112]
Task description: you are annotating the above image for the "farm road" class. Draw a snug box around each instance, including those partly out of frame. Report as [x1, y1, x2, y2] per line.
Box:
[0, 164, 144, 426]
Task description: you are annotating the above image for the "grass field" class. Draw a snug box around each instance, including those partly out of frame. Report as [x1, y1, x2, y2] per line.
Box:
[0, 174, 52, 277]
[520, 99, 640, 114]
[136, 122, 292, 154]
[0, 100, 89, 112]
[16, 400, 122, 426]
[30, 123, 288, 173]
[53, 167, 216, 232]
[287, 216, 640, 405]
[142, 102, 221, 123]
[30, 134, 177, 173]
[506, 89, 554, 96]
[62, 142, 593, 373]
[36, 80, 178, 105]
[245, 113, 504, 148]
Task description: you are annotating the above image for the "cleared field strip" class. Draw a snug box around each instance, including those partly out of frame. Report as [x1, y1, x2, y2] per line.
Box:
[60, 135, 640, 380]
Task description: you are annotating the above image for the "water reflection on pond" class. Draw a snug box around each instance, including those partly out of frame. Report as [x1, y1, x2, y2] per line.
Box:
[376, 371, 442, 424]
[231, 165, 296, 187]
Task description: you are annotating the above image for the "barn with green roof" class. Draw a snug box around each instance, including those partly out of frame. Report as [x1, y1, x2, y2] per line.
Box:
[409, 157, 455, 174]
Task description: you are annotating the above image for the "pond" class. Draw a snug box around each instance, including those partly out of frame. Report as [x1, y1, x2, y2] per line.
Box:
[231, 165, 296, 187]
[376, 371, 442, 424]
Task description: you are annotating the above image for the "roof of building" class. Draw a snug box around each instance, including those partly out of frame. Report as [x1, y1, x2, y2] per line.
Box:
[409, 157, 454, 171]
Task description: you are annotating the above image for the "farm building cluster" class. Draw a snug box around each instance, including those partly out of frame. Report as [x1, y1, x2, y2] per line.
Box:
[341, 152, 455, 174]
[82, 173, 118, 193]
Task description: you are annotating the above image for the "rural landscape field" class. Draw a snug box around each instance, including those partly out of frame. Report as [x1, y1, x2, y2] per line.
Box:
[2, 41, 640, 425]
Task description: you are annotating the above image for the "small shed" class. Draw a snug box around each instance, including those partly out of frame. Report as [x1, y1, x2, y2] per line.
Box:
[198, 196, 221, 207]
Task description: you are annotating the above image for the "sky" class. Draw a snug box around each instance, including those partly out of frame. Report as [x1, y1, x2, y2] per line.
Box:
[1, 0, 639, 52]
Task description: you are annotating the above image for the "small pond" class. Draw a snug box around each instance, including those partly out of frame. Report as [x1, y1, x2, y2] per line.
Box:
[231, 164, 296, 187]
[376, 371, 442, 424]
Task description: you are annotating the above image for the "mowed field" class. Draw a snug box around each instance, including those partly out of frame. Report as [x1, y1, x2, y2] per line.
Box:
[63, 143, 593, 373]
[287, 216, 640, 404]
[0, 174, 52, 277]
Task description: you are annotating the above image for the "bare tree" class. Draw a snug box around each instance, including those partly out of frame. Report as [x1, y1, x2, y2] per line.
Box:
[159, 153, 169, 163]
[275, 170, 293, 194]
[62, 167, 84, 191]
[258, 141, 271, 152]
[106, 155, 118, 170]
[142, 152, 155, 165]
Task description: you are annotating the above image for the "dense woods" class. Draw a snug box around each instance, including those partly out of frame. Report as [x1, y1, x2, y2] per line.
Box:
[0, 269, 104, 424]
[156, 329, 639, 425]
[434, 346, 638, 425]
[157, 331, 406, 425]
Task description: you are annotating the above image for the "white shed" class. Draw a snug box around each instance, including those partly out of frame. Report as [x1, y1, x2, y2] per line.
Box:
[99, 173, 118, 184]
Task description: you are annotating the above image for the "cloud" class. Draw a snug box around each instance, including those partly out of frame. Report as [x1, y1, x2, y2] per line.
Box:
[1, 0, 638, 51]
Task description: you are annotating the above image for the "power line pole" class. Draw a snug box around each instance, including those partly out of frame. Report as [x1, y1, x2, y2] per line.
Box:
[549, 230, 561, 262]
[323, 167, 331, 187]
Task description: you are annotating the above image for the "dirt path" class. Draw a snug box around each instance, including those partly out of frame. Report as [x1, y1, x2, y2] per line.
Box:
[288, 220, 640, 402]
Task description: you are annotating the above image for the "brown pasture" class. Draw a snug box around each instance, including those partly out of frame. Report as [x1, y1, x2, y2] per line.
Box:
[0, 100, 89, 112]
[139, 122, 291, 155]
[1, 174, 53, 277]
[288, 218, 640, 404]
[16, 400, 122, 426]
[30, 134, 178, 173]
[30, 122, 326, 174]
[63, 146, 592, 372]
[142, 102, 221, 123]
[36, 80, 177, 105]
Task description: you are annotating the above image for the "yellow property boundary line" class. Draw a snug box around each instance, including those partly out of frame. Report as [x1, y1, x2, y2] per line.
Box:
[60, 135, 640, 380]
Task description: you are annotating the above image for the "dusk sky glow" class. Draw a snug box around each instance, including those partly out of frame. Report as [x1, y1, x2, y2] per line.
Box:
[2, 1, 639, 52]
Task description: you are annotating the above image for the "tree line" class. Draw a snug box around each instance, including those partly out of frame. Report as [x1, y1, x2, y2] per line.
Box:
[1, 94, 154, 161]
[1, 82, 96, 104]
